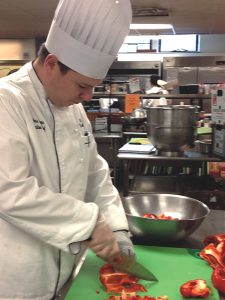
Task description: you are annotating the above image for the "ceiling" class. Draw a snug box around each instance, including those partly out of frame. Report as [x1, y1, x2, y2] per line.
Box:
[0, 0, 225, 38]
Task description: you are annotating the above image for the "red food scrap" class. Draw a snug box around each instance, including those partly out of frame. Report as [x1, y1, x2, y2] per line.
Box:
[180, 279, 210, 298]
[106, 291, 168, 300]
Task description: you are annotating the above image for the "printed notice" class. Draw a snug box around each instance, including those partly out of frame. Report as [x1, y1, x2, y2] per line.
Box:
[124, 94, 140, 113]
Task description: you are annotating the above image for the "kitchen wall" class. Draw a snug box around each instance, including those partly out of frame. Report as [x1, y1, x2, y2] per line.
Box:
[0, 39, 35, 60]
[0, 39, 36, 78]
[199, 35, 225, 53]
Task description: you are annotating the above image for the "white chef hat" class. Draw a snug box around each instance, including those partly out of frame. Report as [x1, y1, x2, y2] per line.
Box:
[45, 0, 132, 79]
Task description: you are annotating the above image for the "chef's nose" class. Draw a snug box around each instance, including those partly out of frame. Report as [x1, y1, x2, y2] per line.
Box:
[80, 88, 93, 101]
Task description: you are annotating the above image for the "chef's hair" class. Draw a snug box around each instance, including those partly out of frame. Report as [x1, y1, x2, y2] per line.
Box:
[150, 75, 161, 86]
[37, 43, 71, 74]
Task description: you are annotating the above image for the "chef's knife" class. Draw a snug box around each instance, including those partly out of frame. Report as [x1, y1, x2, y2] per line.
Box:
[108, 253, 158, 281]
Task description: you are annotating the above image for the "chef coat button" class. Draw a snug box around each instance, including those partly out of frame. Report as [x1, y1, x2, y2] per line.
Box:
[74, 128, 78, 133]
[79, 158, 84, 163]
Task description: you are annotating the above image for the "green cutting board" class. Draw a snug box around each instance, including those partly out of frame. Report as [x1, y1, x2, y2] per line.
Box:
[65, 246, 219, 300]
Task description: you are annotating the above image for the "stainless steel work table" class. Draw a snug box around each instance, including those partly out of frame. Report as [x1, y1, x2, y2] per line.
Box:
[118, 151, 222, 196]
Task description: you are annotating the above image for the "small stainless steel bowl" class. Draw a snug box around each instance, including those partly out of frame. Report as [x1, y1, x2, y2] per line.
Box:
[122, 193, 210, 242]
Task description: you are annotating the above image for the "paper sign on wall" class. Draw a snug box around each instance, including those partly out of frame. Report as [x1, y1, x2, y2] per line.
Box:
[125, 94, 140, 113]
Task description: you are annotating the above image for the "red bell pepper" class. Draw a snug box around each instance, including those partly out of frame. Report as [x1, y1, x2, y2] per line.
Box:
[180, 279, 210, 298]
[199, 243, 225, 269]
[204, 234, 225, 247]
[211, 267, 225, 295]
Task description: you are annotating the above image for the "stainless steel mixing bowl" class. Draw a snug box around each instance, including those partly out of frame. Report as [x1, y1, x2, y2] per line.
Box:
[122, 193, 210, 242]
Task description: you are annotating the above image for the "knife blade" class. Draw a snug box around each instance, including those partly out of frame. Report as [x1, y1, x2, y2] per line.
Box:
[108, 253, 158, 281]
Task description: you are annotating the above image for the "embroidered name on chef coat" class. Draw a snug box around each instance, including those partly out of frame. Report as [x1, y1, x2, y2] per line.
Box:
[33, 119, 46, 131]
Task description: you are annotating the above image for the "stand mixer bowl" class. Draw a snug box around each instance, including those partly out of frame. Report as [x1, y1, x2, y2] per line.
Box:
[146, 105, 197, 157]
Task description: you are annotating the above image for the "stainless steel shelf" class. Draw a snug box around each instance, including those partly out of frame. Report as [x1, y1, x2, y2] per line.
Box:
[118, 151, 221, 162]
[118, 151, 221, 196]
[140, 93, 211, 99]
[93, 93, 211, 99]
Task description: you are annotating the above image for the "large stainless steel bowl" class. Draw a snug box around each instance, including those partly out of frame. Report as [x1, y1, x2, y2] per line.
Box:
[122, 193, 210, 242]
[146, 105, 197, 157]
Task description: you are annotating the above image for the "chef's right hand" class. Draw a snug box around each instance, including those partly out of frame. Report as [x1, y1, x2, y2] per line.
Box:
[85, 213, 120, 260]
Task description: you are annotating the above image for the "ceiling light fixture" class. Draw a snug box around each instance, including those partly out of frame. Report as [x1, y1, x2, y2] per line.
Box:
[130, 23, 175, 33]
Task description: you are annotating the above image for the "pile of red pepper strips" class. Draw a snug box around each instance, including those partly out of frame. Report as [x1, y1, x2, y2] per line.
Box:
[200, 233, 225, 295]
[99, 263, 168, 300]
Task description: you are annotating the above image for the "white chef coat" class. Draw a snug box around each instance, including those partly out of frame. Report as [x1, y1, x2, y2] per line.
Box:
[144, 86, 169, 106]
[0, 62, 129, 300]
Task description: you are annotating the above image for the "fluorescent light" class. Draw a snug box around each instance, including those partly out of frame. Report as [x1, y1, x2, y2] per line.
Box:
[130, 23, 174, 30]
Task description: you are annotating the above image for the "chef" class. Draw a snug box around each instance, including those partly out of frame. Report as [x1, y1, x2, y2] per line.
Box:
[0, 0, 134, 299]
[144, 74, 169, 106]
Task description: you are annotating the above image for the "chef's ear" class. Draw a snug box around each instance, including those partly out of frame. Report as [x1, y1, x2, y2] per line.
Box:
[44, 54, 59, 71]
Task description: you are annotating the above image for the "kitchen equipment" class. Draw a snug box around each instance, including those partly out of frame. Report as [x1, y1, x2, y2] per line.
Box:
[65, 245, 219, 300]
[122, 194, 209, 242]
[163, 55, 225, 85]
[195, 139, 212, 154]
[132, 107, 147, 118]
[121, 115, 147, 134]
[179, 84, 199, 94]
[108, 253, 158, 281]
[146, 104, 197, 156]
[211, 89, 225, 158]
[212, 124, 225, 158]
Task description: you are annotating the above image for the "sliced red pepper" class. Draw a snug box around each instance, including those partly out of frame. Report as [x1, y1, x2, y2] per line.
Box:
[200, 243, 225, 269]
[204, 234, 225, 247]
[100, 263, 147, 294]
[211, 267, 225, 295]
[143, 213, 177, 220]
[143, 214, 157, 219]
[180, 279, 210, 298]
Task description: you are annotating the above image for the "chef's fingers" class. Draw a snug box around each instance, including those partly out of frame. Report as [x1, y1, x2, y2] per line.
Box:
[85, 213, 120, 259]
[91, 242, 120, 260]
